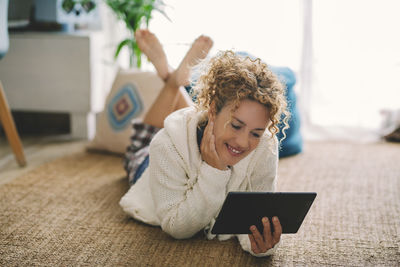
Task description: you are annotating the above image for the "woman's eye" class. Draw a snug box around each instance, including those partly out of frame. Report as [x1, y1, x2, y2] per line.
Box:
[231, 123, 241, 130]
[252, 132, 261, 138]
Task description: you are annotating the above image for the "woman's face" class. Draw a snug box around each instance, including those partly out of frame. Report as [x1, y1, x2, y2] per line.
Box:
[211, 99, 270, 167]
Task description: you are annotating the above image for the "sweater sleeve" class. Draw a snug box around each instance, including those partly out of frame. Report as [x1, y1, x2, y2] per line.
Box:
[237, 234, 279, 257]
[148, 135, 231, 239]
[249, 136, 279, 192]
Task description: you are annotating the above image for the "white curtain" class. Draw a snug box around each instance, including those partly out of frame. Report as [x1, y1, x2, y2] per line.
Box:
[307, 0, 400, 140]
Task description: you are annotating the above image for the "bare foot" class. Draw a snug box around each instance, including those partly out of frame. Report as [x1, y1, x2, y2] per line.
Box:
[172, 35, 214, 87]
[135, 29, 169, 80]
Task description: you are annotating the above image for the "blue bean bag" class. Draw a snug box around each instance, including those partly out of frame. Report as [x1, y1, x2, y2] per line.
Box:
[269, 66, 303, 158]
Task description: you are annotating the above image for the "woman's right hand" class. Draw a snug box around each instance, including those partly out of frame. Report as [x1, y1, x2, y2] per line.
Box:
[200, 118, 227, 170]
[248, 216, 282, 254]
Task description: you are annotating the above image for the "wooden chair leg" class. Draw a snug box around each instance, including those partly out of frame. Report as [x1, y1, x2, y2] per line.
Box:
[0, 81, 26, 167]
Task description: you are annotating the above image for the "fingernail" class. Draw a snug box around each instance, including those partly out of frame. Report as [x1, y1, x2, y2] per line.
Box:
[251, 226, 256, 231]
[262, 217, 268, 223]
[273, 216, 278, 222]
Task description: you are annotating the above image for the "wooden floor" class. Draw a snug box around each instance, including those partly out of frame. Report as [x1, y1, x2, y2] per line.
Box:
[0, 134, 87, 186]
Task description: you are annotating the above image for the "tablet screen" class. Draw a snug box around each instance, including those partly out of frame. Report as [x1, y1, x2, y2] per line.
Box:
[211, 192, 316, 235]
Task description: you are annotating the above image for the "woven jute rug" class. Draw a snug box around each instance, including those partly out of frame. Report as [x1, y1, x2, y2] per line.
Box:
[0, 141, 399, 266]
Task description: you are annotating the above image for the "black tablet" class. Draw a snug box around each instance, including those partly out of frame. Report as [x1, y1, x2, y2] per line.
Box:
[211, 192, 317, 235]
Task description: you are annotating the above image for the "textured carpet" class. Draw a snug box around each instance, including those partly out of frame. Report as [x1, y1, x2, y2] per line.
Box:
[0, 141, 399, 266]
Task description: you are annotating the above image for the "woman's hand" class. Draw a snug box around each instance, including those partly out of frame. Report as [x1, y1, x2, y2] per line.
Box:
[200, 117, 227, 170]
[248, 216, 282, 254]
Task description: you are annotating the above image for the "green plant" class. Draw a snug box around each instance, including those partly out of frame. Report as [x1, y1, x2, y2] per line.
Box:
[105, 0, 169, 68]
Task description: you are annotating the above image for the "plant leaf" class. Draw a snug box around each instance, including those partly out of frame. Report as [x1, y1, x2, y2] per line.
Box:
[105, 0, 172, 68]
[114, 38, 132, 59]
[133, 41, 142, 68]
[154, 7, 171, 22]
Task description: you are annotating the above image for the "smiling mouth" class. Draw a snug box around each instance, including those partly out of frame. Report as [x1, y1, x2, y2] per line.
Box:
[226, 144, 244, 156]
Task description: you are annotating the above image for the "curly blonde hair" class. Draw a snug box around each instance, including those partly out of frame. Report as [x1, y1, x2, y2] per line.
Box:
[192, 50, 290, 139]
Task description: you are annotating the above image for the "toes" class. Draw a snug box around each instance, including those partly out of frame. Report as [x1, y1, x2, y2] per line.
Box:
[135, 29, 146, 38]
[134, 31, 141, 39]
[194, 35, 213, 51]
[135, 29, 153, 42]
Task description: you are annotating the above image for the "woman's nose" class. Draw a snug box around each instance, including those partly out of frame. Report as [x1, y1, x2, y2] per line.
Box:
[235, 131, 249, 149]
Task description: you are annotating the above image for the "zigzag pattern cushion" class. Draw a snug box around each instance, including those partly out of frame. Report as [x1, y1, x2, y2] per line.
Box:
[107, 84, 144, 131]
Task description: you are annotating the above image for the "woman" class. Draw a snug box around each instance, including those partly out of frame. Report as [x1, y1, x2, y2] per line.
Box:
[120, 30, 289, 257]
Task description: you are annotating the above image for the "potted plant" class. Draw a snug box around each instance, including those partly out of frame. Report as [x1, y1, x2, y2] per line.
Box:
[105, 0, 169, 68]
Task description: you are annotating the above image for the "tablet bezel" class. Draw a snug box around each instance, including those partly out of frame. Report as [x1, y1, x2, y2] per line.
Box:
[211, 191, 317, 235]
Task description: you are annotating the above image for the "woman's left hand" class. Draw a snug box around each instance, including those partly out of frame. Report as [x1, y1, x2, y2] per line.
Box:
[248, 216, 282, 254]
[200, 115, 228, 170]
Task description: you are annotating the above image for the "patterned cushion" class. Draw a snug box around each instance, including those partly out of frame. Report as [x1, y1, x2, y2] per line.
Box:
[87, 69, 163, 154]
[107, 84, 143, 131]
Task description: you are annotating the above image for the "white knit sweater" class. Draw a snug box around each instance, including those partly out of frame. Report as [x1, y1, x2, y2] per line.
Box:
[120, 107, 280, 257]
